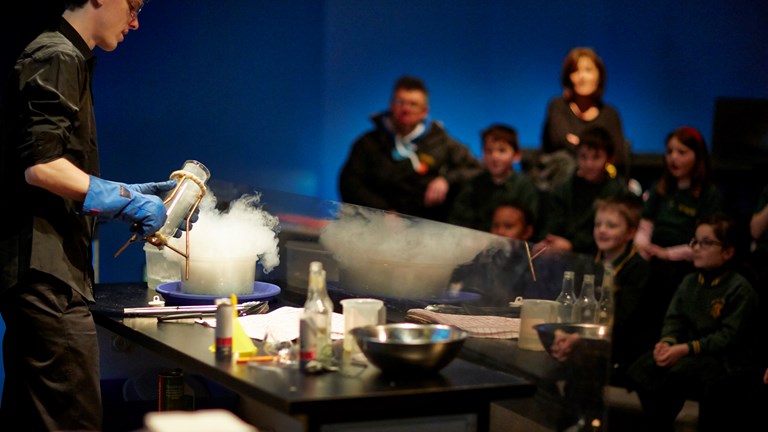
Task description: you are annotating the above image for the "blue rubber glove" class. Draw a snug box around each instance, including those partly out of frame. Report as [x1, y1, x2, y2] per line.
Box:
[125, 178, 201, 238]
[81, 176, 169, 237]
[124, 179, 178, 197]
[126, 179, 197, 238]
[125, 179, 200, 238]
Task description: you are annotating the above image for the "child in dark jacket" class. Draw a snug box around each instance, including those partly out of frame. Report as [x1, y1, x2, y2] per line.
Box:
[448, 124, 539, 233]
[627, 213, 759, 432]
[592, 194, 651, 388]
[540, 125, 628, 256]
[450, 200, 561, 306]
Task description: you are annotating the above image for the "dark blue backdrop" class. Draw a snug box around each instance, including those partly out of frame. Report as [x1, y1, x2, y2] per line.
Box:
[91, 0, 768, 284]
[1, 0, 768, 394]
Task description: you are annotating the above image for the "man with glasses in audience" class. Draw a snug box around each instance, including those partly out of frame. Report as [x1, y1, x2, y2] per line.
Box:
[339, 75, 482, 222]
[0, 1, 185, 429]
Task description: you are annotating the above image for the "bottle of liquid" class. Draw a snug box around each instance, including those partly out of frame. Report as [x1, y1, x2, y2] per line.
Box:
[573, 274, 597, 324]
[317, 268, 334, 362]
[555, 271, 576, 323]
[597, 264, 615, 327]
[299, 261, 333, 371]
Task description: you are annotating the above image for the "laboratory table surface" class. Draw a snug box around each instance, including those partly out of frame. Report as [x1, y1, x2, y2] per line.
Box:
[91, 283, 536, 431]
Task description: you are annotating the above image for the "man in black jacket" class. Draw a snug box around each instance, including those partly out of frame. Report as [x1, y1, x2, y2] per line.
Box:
[339, 75, 482, 222]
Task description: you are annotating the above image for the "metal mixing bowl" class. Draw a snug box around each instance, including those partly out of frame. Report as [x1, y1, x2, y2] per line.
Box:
[533, 323, 611, 360]
[350, 323, 469, 373]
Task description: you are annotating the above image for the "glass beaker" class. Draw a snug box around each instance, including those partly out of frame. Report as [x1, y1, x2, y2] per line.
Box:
[157, 160, 210, 241]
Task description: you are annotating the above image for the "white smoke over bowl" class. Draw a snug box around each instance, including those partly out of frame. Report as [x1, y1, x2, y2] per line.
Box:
[165, 192, 281, 296]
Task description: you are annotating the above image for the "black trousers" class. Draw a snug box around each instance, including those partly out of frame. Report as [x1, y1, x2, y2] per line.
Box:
[0, 271, 101, 431]
[628, 350, 759, 432]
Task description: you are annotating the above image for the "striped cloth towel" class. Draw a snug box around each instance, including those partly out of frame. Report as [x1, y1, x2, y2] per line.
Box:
[406, 309, 520, 339]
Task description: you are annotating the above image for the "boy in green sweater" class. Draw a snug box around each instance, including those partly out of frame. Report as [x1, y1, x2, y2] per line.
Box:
[539, 125, 627, 256]
[448, 124, 539, 233]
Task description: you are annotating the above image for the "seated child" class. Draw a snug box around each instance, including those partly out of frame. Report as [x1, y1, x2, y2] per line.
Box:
[450, 200, 561, 306]
[592, 194, 651, 387]
[449, 123, 539, 233]
[633, 127, 723, 347]
[626, 213, 759, 431]
[539, 125, 628, 256]
[490, 202, 535, 241]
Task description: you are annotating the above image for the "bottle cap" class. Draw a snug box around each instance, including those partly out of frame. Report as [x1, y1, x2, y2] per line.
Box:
[148, 295, 165, 307]
[215, 297, 231, 306]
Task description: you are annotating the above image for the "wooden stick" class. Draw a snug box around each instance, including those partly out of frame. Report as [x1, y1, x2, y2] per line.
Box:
[530, 246, 548, 261]
[525, 241, 537, 282]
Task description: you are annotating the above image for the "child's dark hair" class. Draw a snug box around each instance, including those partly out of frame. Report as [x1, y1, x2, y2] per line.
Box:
[696, 212, 738, 250]
[481, 124, 519, 153]
[577, 126, 615, 159]
[695, 212, 754, 271]
[492, 196, 534, 227]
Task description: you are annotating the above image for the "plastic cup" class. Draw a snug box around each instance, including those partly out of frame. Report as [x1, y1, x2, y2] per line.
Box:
[518, 299, 559, 351]
[340, 298, 386, 352]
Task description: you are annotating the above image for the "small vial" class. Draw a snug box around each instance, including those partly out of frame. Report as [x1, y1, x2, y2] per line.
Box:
[215, 297, 233, 361]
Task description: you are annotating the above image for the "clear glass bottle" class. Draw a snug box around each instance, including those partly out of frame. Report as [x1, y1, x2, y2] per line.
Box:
[573, 274, 597, 324]
[597, 264, 615, 327]
[555, 271, 576, 323]
[317, 268, 334, 362]
[299, 261, 333, 371]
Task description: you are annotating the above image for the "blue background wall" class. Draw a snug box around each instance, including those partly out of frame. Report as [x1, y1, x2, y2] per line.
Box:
[1, 0, 768, 394]
[90, 0, 768, 284]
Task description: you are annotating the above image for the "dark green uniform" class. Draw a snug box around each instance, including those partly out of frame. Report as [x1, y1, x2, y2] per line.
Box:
[601, 244, 652, 387]
[448, 170, 539, 233]
[627, 270, 759, 430]
[545, 173, 627, 255]
[641, 182, 723, 362]
[643, 183, 722, 248]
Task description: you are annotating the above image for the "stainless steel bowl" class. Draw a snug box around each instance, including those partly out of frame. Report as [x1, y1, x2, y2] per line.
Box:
[350, 323, 469, 373]
[533, 323, 611, 360]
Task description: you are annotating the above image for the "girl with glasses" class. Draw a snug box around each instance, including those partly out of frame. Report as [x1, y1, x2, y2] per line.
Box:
[627, 213, 760, 431]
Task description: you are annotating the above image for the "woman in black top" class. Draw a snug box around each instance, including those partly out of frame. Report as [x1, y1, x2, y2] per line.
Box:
[539, 47, 627, 188]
